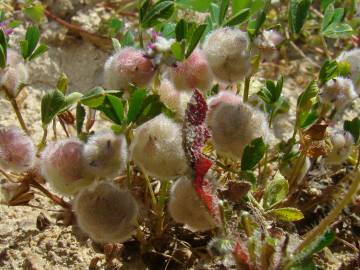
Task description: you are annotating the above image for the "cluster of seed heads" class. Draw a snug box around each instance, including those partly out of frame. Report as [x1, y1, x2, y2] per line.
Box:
[325, 127, 354, 165]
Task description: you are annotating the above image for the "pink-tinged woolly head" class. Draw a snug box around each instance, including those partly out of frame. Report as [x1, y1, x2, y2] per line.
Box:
[0, 49, 28, 98]
[254, 30, 283, 62]
[158, 79, 191, 119]
[168, 176, 218, 232]
[321, 77, 357, 110]
[203, 28, 251, 83]
[325, 127, 354, 165]
[170, 49, 213, 92]
[74, 181, 139, 243]
[337, 48, 360, 93]
[83, 130, 128, 178]
[0, 126, 35, 173]
[40, 138, 92, 195]
[206, 92, 269, 159]
[130, 114, 190, 180]
[104, 47, 155, 91]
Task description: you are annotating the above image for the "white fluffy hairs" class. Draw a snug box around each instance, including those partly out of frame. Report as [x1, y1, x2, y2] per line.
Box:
[321, 77, 357, 110]
[206, 91, 270, 159]
[337, 48, 360, 92]
[73, 181, 139, 243]
[40, 138, 92, 196]
[168, 176, 218, 232]
[83, 130, 128, 178]
[130, 114, 190, 180]
[0, 125, 35, 173]
[202, 28, 251, 83]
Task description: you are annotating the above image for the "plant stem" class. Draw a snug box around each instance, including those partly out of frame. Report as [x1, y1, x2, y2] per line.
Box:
[320, 35, 331, 59]
[294, 171, 360, 253]
[356, 147, 360, 170]
[143, 172, 157, 208]
[37, 126, 48, 154]
[139, 27, 144, 49]
[243, 76, 251, 103]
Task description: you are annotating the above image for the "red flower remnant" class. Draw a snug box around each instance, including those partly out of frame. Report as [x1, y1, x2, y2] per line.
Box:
[233, 241, 251, 270]
[182, 89, 218, 216]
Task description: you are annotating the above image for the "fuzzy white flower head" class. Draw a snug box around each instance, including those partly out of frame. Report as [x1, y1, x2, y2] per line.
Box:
[104, 47, 155, 91]
[153, 36, 175, 52]
[130, 114, 189, 180]
[0, 49, 28, 98]
[170, 48, 213, 92]
[40, 138, 92, 195]
[168, 176, 218, 232]
[206, 91, 270, 159]
[158, 78, 191, 119]
[0, 126, 35, 173]
[337, 49, 360, 92]
[203, 28, 251, 83]
[325, 128, 354, 165]
[253, 30, 283, 61]
[74, 181, 139, 243]
[83, 130, 127, 178]
[280, 157, 311, 184]
[321, 77, 357, 110]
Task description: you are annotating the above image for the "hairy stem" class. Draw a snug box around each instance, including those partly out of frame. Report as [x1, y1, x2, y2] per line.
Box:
[143, 172, 157, 208]
[294, 171, 360, 253]
[243, 76, 251, 103]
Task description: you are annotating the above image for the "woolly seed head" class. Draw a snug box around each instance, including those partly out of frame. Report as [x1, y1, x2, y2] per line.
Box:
[170, 48, 213, 92]
[203, 28, 251, 83]
[0, 49, 28, 98]
[83, 130, 127, 178]
[0, 126, 35, 173]
[40, 138, 92, 195]
[74, 181, 139, 243]
[206, 91, 269, 159]
[103, 47, 155, 91]
[325, 128, 354, 165]
[168, 176, 218, 232]
[130, 114, 189, 180]
[337, 48, 360, 92]
[158, 79, 191, 119]
[321, 77, 357, 110]
[253, 30, 283, 61]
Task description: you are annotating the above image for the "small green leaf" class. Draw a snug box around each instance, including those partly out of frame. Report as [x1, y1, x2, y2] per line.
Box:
[25, 26, 40, 56]
[239, 170, 257, 186]
[223, 8, 250, 27]
[267, 207, 304, 222]
[299, 109, 319, 129]
[319, 59, 338, 84]
[20, 40, 29, 59]
[56, 73, 68, 94]
[344, 117, 360, 144]
[23, 4, 45, 23]
[175, 19, 187, 41]
[185, 23, 207, 58]
[136, 94, 164, 124]
[127, 88, 148, 123]
[263, 171, 289, 209]
[171, 41, 185, 60]
[0, 45, 5, 69]
[289, 231, 335, 266]
[241, 137, 266, 171]
[29, 43, 48, 61]
[64, 92, 83, 109]
[120, 31, 134, 47]
[81, 87, 106, 108]
[289, 0, 312, 34]
[41, 89, 66, 126]
[0, 29, 6, 68]
[320, 0, 335, 12]
[322, 23, 353, 38]
[297, 81, 319, 110]
[247, 0, 270, 39]
[96, 94, 124, 124]
[321, 4, 336, 32]
[218, 0, 229, 25]
[141, 1, 174, 28]
[76, 103, 86, 135]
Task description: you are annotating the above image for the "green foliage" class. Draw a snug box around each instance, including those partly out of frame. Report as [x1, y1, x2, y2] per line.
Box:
[223, 8, 250, 27]
[23, 3, 45, 23]
[176, 0, 211, 12]
[218, 0, 230, 26]
[241, 137, 266, 171]
[20, 26, 48, 61]
[344, 117, 360, 145]
[321, 4, 353, 38]
[140, 0, 175, 29]
[172, 20, 207, 59]
[263, 171, 289, 209]
[56, 73, 68, 94]
[319, 59, 338, 84]
[0, 29, 7, 68]
[287, 231, 335, 267]
[266, 207, 304, 222]
[288, 0, 312, 34]
[247, 0, 270, 39]
[76, 103, 86, 135]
